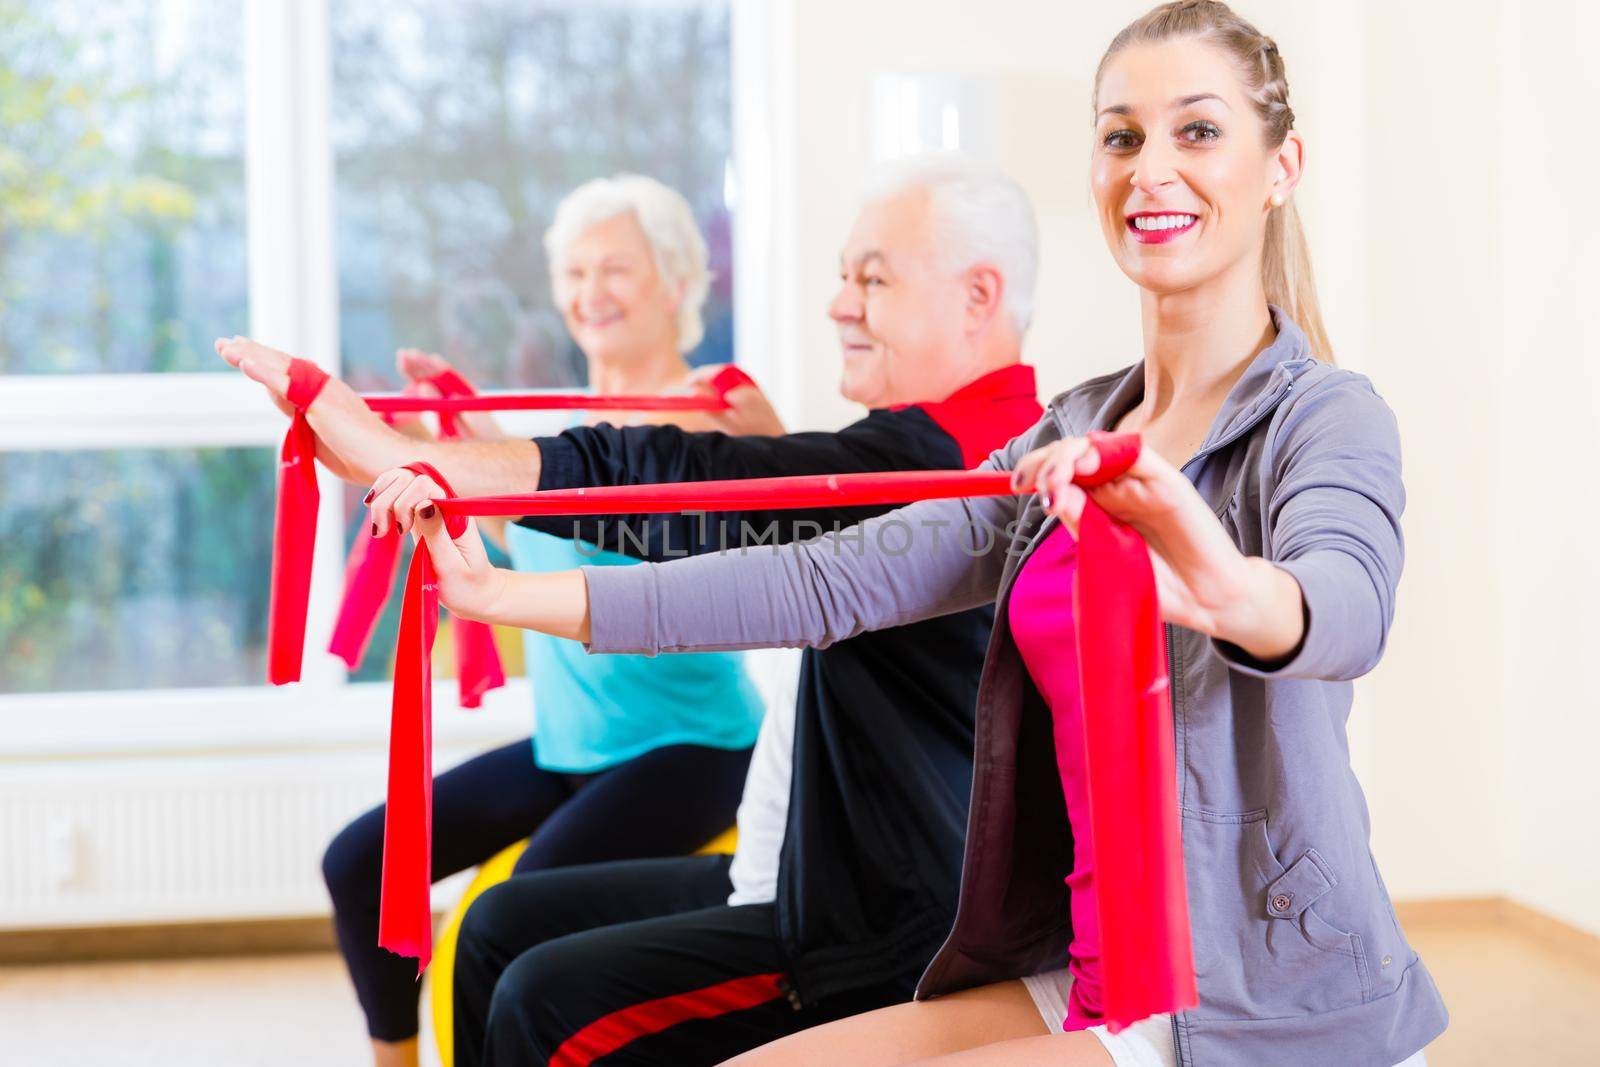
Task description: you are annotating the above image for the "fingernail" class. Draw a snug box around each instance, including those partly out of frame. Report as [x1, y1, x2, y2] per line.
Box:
[363, 489, 374, 504]
[420, 505, 436, 519]
[370, 522, 378, 537]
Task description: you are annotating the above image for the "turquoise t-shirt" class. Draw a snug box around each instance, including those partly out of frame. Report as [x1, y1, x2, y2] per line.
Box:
[504, 521, 765, 773]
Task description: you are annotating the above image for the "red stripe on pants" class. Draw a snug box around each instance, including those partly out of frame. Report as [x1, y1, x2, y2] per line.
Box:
[549, 972, 786, 1067]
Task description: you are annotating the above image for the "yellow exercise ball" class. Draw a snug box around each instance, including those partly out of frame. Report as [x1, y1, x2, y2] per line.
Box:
[426, 826, 739, 1067]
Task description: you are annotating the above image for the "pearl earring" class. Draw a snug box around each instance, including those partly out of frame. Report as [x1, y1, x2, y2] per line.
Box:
[1270, 193, 1285, 207]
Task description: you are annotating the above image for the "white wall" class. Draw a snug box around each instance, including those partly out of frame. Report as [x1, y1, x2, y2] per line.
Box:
[766, 0, 1147, 429]
[753, 0, 1600, 932]
[1492, 0, 1600, 936]
[1352, 0, 1511, 904]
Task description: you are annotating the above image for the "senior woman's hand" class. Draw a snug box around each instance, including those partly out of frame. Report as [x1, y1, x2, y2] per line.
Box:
[1012, 436, 1306, 663]
[688, 363, 787, 436]
[395, 348, 510, 441]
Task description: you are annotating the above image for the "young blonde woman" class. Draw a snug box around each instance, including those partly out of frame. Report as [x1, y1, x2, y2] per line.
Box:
[367, 3, 1448, 1064]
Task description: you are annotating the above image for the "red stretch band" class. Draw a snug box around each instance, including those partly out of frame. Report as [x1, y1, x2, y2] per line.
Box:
[266, 359, 330, 684]
[378, 514, 439, 972]
[377, 460, 506, 970]
[1072, 431, 1197, 1030]
[374, 461, 460, 972]
[331, 370, 469, 669]
[281, 364, 759, 682]
[328, 366, 757, 674]
[374, 431, 1197, 1013]
[378, 466, 1017, 972]
[286, 358, 330, 411]
[423, 366, 475, 440]
[329, 368, 506, 703]
[361, 363, 755, 415]
[436, 468, 1020, 519]
[393, 460, 503, 708]
[326, 517, 405, 671]
[420, 380, 508, 709]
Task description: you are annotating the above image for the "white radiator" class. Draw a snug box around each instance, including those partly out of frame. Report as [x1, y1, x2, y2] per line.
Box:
[0, 651, 800, 930]
[0, 747, 485, 929]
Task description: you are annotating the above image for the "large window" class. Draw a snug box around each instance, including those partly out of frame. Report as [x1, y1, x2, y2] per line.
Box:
[0, 448, 273, 693]
[0, 0, 265, 696]
[330, 0, 734, 390]
[0, 1, 248, 375]
[0, 0, 737, 718]
[327, 0, 735, 683]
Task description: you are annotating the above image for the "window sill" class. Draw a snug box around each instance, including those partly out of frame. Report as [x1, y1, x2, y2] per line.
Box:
[0, 679, 531, 763]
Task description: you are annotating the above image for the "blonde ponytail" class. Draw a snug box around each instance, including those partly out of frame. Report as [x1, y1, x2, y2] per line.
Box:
[1264, 199, 1331, 360]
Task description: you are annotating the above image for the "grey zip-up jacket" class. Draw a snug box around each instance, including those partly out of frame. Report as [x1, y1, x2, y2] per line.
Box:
[582, 310, 1449, 1065]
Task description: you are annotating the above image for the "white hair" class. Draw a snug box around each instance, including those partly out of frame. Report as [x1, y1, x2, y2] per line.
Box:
[542, 174, 712, 353]
[862, 153, 1039, 334]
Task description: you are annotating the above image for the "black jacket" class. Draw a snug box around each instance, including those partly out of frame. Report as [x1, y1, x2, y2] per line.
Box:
[517, 366, 1041, 1003]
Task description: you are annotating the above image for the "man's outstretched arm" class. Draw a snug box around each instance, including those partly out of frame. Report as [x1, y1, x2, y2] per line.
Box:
[216, 335, 544, 496]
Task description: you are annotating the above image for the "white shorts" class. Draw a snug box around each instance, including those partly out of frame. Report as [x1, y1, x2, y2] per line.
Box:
[1020, 969, 1429, 1067]
[1020, 970, 1173, 1067]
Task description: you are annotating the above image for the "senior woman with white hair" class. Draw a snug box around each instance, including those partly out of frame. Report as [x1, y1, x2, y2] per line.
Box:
[321, 175, 770, 1067]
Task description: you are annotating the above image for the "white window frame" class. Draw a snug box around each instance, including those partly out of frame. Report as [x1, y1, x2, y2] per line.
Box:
[0, 0, 768, 759]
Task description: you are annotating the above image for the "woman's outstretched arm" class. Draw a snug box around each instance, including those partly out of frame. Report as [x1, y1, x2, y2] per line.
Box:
[1019, 372, 1403, 678]
[368, 419, 1048, 655]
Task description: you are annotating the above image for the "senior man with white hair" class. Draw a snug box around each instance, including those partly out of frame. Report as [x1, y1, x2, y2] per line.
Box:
[217, 153, 1045, 1067]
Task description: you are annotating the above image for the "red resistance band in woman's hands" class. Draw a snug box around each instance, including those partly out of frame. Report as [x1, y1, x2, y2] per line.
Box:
[323, 365, 758, 682]
[327, 369, 505, 708]
[327, 370, 472, 673]
[1071, 432, 1199, 1031]
[267, 360, 330, 684]
[326, 516, 405, 672]
[378, 459, 467, 971]
[429, 371, 505, 708]
[377, 433, 1198, 1011]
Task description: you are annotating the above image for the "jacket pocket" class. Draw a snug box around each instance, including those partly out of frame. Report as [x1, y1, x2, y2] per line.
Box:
[1183, 809, 1370, 1018]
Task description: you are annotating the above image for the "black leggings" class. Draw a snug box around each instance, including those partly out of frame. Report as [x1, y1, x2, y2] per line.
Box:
[452, 855, 916, 1067]
[321, 737, 752, 1042]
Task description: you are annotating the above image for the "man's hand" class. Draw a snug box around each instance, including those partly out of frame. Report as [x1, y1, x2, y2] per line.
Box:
[688, 364, 787, 436]
[215, 335, 296, 417]
[215, 335, 408, 484]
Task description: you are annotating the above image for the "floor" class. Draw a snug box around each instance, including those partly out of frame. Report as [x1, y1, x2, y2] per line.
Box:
[0, 914, 1596, 1065]
[1399, 911, 1600, 1065]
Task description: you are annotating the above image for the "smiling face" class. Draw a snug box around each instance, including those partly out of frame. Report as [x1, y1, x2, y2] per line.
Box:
[553, 211, 682, 364]
[827, 188, 977, 408]
[1091, 38, 1299, 297]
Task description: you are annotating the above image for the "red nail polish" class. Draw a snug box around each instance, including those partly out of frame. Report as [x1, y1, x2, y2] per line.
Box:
[420, 505, 436, 519]
[363, 489, 374, 504]
[370, 522, 378, 537]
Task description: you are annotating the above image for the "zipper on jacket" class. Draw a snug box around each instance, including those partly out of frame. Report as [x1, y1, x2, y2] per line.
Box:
[1165, 374, 1296, 1067]
[1075, 369, 1293, 1067]
[1162, 378, 1293, 1067]
[1164, 624, 1189, 1067]
[1178, 374, 1295, 477]
[1046, 365, 1296, 480]
[776, 976, 804, 1012]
